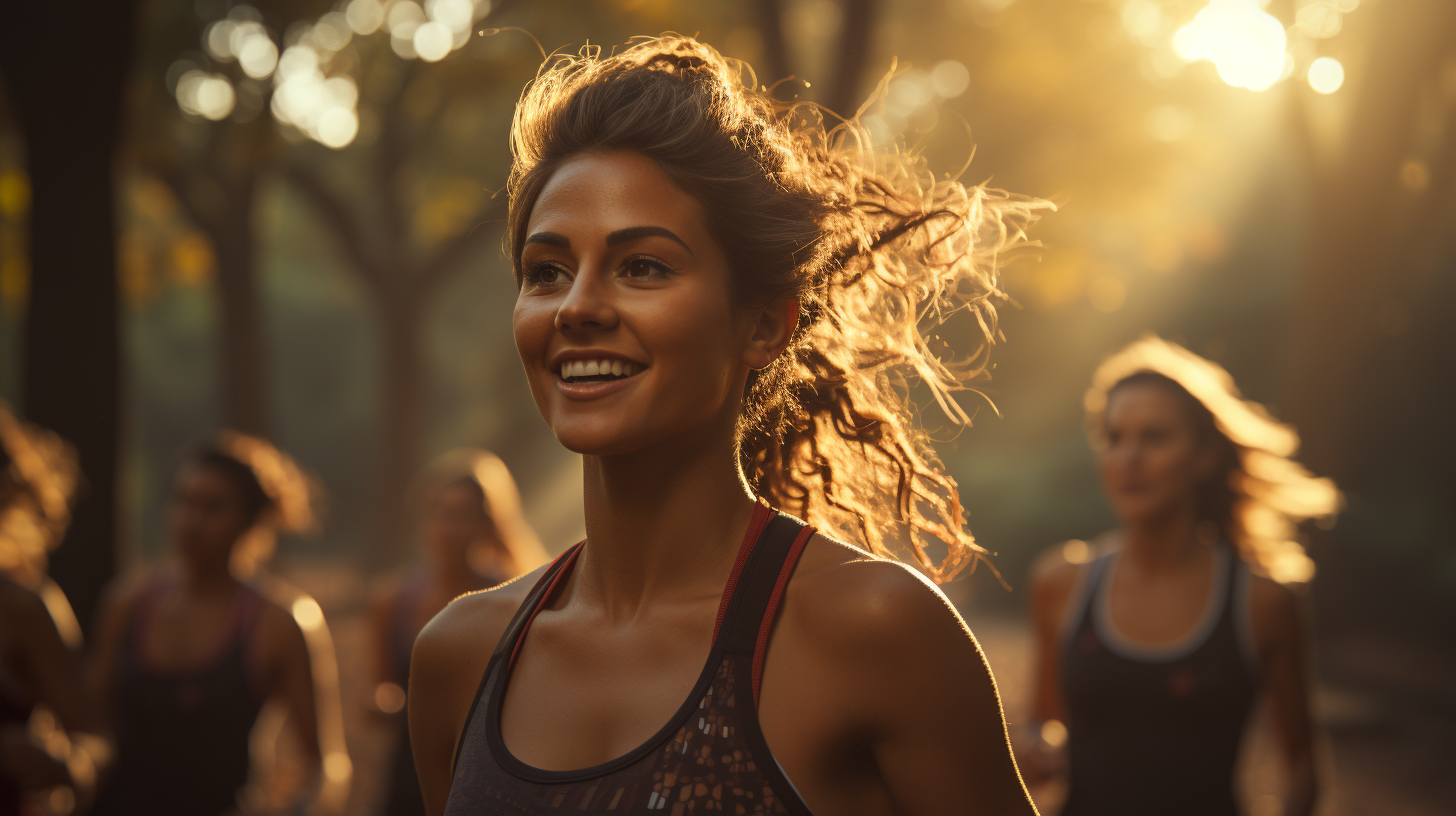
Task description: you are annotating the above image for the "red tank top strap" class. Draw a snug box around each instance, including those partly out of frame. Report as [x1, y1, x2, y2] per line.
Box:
[751, 523, 816, 706]
[507, 543, 584, 670]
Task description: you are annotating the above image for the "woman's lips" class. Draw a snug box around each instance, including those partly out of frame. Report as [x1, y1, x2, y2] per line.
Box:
[554, 368, 645, 400]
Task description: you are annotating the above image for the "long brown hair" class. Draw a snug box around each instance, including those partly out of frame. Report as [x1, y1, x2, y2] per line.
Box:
[1085, 336, 1341, 583]
[414, 449, 548, 578]
[508, 36, 1050, 581]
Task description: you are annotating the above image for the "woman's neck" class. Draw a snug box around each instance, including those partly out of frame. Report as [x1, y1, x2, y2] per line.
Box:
[574, 419, 757, 621]
[1120, 501, 1207, 573]
[177, 559, 238, 596]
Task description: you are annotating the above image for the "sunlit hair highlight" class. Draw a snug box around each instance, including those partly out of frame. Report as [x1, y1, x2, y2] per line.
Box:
[0, 400, 79, 588]
[508, 35, 1050, 581]
[197, 431, 320, 578]
[1085, 335, 1341, 584]
[413, 448, 549, 578]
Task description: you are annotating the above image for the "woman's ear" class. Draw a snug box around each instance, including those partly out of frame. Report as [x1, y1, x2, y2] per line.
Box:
[743, 298, 799, 370]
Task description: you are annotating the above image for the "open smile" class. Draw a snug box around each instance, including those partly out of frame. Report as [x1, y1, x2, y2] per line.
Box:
[552, 355, 648, 400]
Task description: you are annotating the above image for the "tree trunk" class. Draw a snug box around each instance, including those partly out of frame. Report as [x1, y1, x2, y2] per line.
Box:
[1280, 0, 1456, 478]
[823, 0, 879, 119]
[0, 0, 137, 634]
[214, 188, 268, 436]
[372, 292, 425, 566]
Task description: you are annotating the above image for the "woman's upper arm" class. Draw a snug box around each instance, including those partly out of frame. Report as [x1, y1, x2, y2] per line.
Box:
[1254, 579, 1316, 762]
[409, 591, 516, 816]
[1029, 550, 1081, 724]
[817, 563, 1036, 815]
[258, 604, 321, 761]
[16, 589, 101, 735]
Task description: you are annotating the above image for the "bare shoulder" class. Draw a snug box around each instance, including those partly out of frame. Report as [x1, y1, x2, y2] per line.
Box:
[413, 564, 544, 669]
[780, 533, 972, 663]
[1031, 541, 1090, 597]
[1248, 573, 1303, 647]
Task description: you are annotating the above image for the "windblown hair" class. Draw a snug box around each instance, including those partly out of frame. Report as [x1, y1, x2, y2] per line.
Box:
[193, 431, 319, 577]
[1085, 335, 1341, 584]
[507, 36, 1050, 581]
[413, 448, 549, 578]
[0, 400, 78, 588]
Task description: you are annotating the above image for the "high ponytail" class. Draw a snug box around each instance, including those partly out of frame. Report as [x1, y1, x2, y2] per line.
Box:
[508, 35, 1050, 581]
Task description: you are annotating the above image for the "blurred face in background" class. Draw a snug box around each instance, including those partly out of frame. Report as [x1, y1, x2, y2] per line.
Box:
[513, 151, 755, 457]
[170, 464, 252, 575]
[424, 481, 501, 570]
[1098, 381, 1214, 527]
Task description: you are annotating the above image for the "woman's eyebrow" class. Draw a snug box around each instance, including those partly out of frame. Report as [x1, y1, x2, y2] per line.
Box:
[606, 226, 693, 255]
[524, 231, 570, 248]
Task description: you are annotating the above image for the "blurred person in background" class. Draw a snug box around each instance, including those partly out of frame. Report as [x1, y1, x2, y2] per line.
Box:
[410, 36, 1050, 815]
[0, 403, 111, 814]
[367, 449, 545, 816]
[1023, 336, 1340, 816]
[91, 433, 348, 815]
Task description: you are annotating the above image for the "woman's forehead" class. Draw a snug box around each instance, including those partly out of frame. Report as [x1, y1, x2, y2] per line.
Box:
[526, 152, 709, 245]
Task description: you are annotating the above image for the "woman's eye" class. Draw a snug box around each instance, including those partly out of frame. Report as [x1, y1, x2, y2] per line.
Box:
[524, 262, 568, 286]
[622, 256, 671, 279]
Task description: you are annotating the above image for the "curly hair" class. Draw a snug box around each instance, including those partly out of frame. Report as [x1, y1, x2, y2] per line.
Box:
[1084, 335, 1341, 583]
[508, 36, 1050, 581]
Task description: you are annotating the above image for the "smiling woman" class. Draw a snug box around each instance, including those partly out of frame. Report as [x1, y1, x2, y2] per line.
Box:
[409, 35, 1049, 815]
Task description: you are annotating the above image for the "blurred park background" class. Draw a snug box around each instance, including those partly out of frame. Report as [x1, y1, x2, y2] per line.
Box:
[0, 0, 1452, 813]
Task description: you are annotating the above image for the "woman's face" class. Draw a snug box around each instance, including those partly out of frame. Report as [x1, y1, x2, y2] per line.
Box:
[1098, 382, 1213, 526]
[170, 464, 251, 572]
[423, 482, 499, 565]
[513, 151, 790, 456]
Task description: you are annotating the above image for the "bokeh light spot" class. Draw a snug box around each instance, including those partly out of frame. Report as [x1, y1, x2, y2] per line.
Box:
[414, 21, 453, 62]
[1173, 0, 1287, 92]
[292, 596, 325, 630]
[346, 0, 385, 35]
[1307, 56, 1344, 94]
[930, 60, 970, 98]
[1399, 159, 1430, 191]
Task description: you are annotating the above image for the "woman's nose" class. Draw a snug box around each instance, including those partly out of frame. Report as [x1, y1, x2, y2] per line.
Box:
[554, 269, 618, 334]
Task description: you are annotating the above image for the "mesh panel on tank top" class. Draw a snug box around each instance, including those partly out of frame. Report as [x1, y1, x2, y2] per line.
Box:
[444, 504, 816, 816]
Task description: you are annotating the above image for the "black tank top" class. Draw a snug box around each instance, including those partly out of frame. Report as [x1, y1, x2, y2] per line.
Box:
[1060, 547, 1260, 816]
[93, 578, 267, 816]
[445, 502, 816, 815]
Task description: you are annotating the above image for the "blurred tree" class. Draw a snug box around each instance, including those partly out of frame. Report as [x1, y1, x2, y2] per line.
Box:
[281, 1, 520, 564]
[1280, 0, 1456, 479]
[132, 0, 333, 436]
[0, 0, 138, 632]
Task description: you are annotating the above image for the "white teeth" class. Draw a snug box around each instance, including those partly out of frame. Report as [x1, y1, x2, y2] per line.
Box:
[560, 358, 641, 380]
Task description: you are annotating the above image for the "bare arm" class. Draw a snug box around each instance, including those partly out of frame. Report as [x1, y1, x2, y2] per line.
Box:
[765, 555, 1036, 815]
[1253, 578, 1318, 816]
[1, 583, 110, 803]
[410, 576, 536, 815]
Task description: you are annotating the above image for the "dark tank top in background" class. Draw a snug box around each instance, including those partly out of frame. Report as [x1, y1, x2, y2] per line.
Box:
[445, 503, 817, 815]
[1060, 547, 1260, 816]
[93, 579, 266, 816]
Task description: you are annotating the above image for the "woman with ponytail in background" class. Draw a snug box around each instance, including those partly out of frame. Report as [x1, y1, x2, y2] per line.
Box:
[92, 434, 347, 815]
[1024, 336, 1338, 816]
[410, 36, 1049, 815]
[369, 449, 546, 815]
